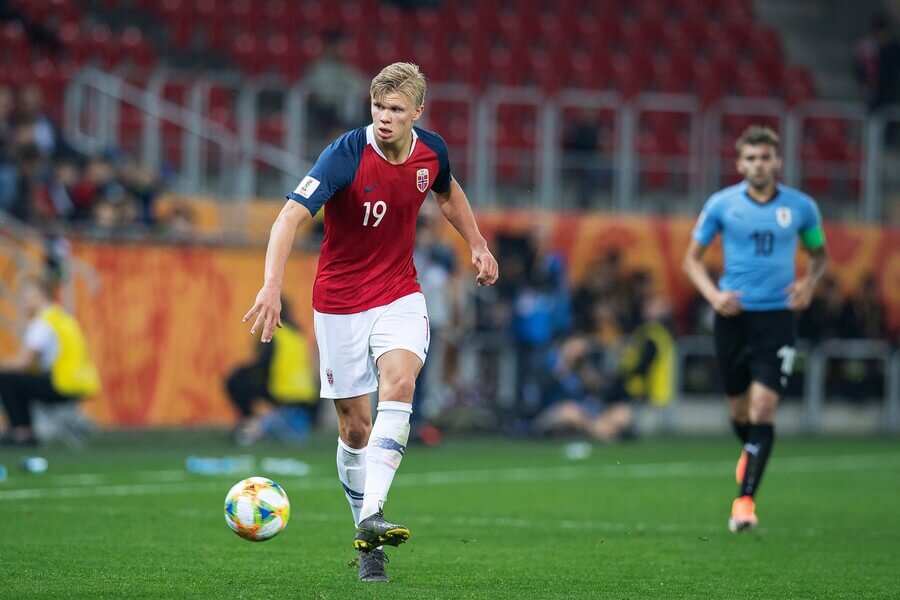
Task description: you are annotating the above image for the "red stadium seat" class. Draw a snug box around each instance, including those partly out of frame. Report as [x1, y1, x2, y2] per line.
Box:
[570, 49, 610, 90]
[783, 66, 816, 106]
[652, 56, 689, 94]
[636, 133, 670, 190]
[258, 113, 286, 146]
[800, 143, 831, 197]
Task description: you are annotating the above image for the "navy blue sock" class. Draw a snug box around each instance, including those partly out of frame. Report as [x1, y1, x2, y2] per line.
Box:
[731, 419, 750, 444]
[739, 424, 774, 498]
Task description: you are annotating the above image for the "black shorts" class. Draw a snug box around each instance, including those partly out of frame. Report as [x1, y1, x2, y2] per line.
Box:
[713, 310, 797, 397]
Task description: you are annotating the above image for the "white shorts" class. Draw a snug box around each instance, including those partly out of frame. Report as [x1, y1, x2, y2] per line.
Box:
[313, 292, 430, 399]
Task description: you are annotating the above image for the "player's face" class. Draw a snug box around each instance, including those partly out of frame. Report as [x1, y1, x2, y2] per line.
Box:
[736, 144, 781, 189]
[371, 92, 423, 145]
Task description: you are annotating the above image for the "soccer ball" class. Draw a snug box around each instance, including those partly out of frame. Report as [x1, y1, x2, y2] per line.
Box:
[224, 477, 291, 542]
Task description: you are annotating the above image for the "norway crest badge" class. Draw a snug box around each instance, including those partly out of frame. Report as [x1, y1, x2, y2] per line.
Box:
[775, 207, 792, 228]
[416, 168, 429, 193]
[326, 368, 334, 386]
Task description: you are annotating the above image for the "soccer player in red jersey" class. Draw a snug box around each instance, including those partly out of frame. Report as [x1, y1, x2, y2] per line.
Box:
[243, 63, 499, 581]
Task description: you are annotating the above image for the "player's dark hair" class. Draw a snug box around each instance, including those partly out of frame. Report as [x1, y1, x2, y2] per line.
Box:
[736, 126, 780, 155]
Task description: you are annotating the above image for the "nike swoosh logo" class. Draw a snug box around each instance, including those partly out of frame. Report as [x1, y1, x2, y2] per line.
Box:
[364, 184, 379, 193]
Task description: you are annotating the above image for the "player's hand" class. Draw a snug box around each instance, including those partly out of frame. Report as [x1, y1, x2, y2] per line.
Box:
[710, 290, 743, 317]
[786, 278, 814, 311]
[242, 285, 282, 343]
[472, 246, 499, 286]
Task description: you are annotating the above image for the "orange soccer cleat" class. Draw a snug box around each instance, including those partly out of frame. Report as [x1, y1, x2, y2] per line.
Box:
[735, 450, 748, 484]
[728, 495, 758, 533]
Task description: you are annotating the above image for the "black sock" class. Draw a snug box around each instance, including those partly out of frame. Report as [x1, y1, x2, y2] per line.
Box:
[739, 424, 774, 498]
[731, 420, 750, 444]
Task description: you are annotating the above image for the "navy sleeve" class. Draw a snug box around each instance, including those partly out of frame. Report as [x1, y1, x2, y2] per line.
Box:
[286, 128, 365, 216]
[415, 127, 452, 194]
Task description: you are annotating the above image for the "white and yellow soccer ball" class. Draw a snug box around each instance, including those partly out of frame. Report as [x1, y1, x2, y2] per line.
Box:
[224, 477, 291, 542]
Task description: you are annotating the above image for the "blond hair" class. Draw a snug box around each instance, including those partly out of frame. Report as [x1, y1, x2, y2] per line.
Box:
[370, 62, 427, 107]
[736, 125, 780, 155]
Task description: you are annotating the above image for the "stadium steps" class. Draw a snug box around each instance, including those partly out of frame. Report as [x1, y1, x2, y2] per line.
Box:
[754, 0, 882, 101]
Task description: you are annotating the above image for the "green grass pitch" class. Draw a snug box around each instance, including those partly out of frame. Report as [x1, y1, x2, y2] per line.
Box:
[0, 432, 897, 599]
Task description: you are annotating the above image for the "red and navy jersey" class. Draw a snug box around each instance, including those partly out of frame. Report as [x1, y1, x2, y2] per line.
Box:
[287, 124, 452, 314]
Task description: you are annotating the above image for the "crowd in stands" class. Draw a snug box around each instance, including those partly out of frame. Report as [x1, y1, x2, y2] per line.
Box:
[0, 82, 188, 237]
[412, 229, 896, 440]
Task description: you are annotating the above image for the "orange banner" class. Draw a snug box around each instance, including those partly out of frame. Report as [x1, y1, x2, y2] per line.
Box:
[69, 243, 318, 427]
[57, 215, 898, 428]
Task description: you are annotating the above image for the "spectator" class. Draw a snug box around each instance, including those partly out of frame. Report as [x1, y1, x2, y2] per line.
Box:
[512, 227, 571, 418]
[0, 277, 100, 446]
[855, 13, 900, 111]
[118, 155, 162, 225]
[533, 297, 675, 441]
[11, 84, 58, 158]
[303, 31, 368, 140]
[562, 109, 612, 208]
[225, 298, 319, 446]
[798, 275, 856, 342]
[844, 273, 888, 341]
[571, 251, 621, 333]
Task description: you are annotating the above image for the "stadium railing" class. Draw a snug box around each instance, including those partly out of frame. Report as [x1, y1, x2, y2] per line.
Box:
[63, 67, 899, 221]
[456, 331, 898, 435]
[674, 335, 899, 435]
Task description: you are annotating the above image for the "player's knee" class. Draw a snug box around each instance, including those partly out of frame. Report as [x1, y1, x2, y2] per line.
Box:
[342, 422, 371, 449]
[750, 393, 778, 423]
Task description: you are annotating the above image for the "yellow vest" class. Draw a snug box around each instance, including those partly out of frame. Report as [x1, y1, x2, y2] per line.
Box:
[268, 325, 316, 403]
[621, 321, 674, 407]
[40, 305, 101, 397]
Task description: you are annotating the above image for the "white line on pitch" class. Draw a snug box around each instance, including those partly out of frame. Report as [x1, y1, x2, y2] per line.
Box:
[35, 504, 897, 541]
[0, 452, 897, 501]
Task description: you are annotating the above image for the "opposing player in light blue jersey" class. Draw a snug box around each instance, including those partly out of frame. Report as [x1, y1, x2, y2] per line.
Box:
[683, 126, 828, 532]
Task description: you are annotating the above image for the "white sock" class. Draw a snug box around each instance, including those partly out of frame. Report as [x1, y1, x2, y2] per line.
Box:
[360, 401, 412, 520]
[336, 437, 366, 526]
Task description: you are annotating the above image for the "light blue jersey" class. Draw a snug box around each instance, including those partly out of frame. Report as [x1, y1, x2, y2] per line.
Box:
[692, 181, 824, 311]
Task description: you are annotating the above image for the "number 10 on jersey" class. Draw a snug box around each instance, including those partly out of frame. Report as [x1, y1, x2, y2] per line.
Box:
[363, 201, 387, 227]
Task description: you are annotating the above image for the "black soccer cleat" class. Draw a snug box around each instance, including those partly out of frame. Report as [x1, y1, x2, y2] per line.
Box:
[357, 548, 389, 582]
[353, 511, 410, 552]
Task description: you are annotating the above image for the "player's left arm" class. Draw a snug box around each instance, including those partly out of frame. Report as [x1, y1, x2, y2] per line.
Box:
[433, 178, 499, 286]
[788, 202, 828, 311]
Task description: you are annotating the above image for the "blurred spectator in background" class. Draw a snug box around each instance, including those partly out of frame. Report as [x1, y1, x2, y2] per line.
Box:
[798, 275, 856, 343]
[411, 209, 458, 445]
[0, 277, 100, 446]
[160, 203, 197, 242]
[855, 13, 900, 111]
[304, 31, 368, 141]
[11, 84, 58, 158]
[511, 227, 571, 425]
[843, 273, 889, 341]
[225, 298, 319, 446]
[571, 251, 621, 332]
[533, 296, 674, 441]
[855, 13, 900, 146]
[563, 109, 612, 208]
[0, 0, 60, 54]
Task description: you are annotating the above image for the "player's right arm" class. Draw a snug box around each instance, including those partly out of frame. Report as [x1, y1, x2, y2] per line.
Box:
[243, 129, 362, 342]
[243, 201, 312, 342]
[682, 198, 743, 317]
